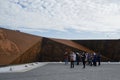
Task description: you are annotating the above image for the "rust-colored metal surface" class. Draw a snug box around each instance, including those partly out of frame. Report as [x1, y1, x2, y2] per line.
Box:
[0, 28, 42, 65]
[50, 38, 94, 53]
[0, 28, 95, 65]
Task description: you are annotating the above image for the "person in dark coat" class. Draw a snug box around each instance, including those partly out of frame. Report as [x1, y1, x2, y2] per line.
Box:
[93, 53, 97, 66]
[76, 52, 80, 65]
[97, 53, 101, 66]
[81, 52, 86, 68]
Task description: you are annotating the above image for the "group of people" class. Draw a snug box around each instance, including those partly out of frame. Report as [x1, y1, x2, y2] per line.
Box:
[64, 50, 101, 68]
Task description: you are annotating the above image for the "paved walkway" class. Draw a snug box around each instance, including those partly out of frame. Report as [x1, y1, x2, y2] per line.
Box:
[0, 63, 120, 80]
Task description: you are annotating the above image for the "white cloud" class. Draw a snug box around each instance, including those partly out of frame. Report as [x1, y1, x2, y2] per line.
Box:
[0, 0, 120, 38]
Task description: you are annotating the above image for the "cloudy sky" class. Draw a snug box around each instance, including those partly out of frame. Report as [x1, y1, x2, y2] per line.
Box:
[0, 0, 120, 39]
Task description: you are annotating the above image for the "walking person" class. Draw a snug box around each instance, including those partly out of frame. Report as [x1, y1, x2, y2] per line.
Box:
[70, 51, 76, 68]
[81, 52, 86, 68]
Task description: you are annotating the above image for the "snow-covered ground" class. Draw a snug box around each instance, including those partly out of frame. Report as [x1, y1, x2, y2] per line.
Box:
[0, 62, 120, 73]
[100, 62, 120, 64]
[0, 62, 48, 73]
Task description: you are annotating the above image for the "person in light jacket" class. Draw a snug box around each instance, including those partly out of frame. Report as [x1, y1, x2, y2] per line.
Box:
[70, 51, 76, 68]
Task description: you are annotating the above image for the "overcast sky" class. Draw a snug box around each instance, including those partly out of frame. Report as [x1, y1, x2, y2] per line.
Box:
[0, 0, 120, 39]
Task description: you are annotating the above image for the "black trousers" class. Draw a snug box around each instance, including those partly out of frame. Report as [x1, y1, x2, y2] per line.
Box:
[82, 61, 86, 68]
[93, 61, 97, 66]
[98, 60, 101, 66]
[70, 61, 74, 68]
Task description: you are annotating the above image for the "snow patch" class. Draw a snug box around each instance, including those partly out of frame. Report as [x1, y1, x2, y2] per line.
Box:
[0, 62, 48, 73]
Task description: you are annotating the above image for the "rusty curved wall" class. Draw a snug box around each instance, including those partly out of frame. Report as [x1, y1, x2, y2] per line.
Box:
[0, 28, 42, 65]
[0, 28, 95, 65]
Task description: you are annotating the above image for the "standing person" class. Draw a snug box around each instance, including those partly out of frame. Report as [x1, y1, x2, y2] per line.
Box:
[70, 51, 76, 68]
[87, 53, 91, 65]
[85, 53, 89, 65]
[64, 51, 69, 65]
[81, 52, 86, 68]
[76, 52, 80, 65]
[97, 53, 101, 66]
[93, 53, 97, 66]
[89, 54, 93, 66]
